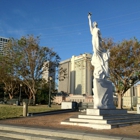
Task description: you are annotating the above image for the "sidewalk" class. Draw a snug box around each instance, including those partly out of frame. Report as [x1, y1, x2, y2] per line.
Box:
[0, 111, 140, 140]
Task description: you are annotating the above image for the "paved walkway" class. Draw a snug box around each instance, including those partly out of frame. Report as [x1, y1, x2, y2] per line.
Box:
[0, 136, 24, 140]
[0, 111, 140, 140]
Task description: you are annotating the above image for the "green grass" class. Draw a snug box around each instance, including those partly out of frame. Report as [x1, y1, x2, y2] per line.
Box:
[0, 104, 61, 119]
[0, 104, 136, 120]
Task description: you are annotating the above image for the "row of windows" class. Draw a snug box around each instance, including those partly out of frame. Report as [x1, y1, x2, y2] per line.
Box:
[0, 43, 8, 46]
[69, 99, 93, 103]
[0, 38, 9, 42]
[0, 41, 8, 43]
[0, 38, 8, 54]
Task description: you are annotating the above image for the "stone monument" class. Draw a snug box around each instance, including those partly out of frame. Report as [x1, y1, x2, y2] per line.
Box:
[88, 13, 115, 109]
[61, 13, 140, 129]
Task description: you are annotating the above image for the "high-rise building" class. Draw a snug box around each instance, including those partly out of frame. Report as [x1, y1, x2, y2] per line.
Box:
[0, 37, 9, 55]
[58, 53, 93, 96]
[42, 61, 56, 88]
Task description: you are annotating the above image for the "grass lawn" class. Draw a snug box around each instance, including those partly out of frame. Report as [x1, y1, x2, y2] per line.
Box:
[0, 104, 137, 120]
[0, 104, 61, 119]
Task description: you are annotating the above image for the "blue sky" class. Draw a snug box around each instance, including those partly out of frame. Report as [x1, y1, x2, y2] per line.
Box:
[1, 0, 140, 61]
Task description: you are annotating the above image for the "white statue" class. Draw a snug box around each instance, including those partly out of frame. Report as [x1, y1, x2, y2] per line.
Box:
[88, 13, 109, 79]
[88, 13, 115, 109]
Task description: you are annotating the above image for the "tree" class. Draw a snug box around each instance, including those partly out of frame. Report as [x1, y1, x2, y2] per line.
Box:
[0, 82, 4, 99]
[58, 67, 67, 81]
[4, 35, 60, 105]
[102, 38, 140, 108]
[36, 81, 49, 104]
[0, 55, 20, 99]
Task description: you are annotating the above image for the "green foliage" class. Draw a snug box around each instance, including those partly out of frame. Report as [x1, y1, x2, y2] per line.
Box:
[103, 38, 140, 93]
[0, 35, 60, 104]
[102, 38, 140, 108]
[0, 83, 4, 99]
[36, 82, 55, 104]
[0, 55, 20, 99]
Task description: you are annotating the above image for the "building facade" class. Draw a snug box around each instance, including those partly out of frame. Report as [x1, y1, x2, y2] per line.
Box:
[123, 84, 140, 107]
[0, 37, 9, 55]
[42, 61, 56, 89]
[58, 53, 93, 96]
[42, 61, 55, 82]
[58, 53, 140, 106]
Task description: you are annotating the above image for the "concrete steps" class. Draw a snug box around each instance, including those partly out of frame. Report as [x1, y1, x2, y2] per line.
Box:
[61, 109, 140, 129]
[69, 117, 140, 124]
[61, 121, 116, 129]
[78, 114, 140, 120]
[61, 119, 140, 129]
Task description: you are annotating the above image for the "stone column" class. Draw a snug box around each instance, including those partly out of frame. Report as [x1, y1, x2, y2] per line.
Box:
[70, 56, 75, 94]
[23, 102, 28, 117]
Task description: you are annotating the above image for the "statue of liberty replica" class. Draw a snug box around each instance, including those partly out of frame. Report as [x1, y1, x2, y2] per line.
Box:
[88, 13, 115, 109]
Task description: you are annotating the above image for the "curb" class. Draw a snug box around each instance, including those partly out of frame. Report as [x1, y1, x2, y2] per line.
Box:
[27, 109, 75, 116]
[0, 124, 139, 140]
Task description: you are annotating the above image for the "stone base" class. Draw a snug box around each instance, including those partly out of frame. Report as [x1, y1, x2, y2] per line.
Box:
[61, 109, 140, 129]
[93, 78, 116, 109]
[137, 104, 140, 114]
[61, 102, 77, 109]
[86, 109, 127, 115]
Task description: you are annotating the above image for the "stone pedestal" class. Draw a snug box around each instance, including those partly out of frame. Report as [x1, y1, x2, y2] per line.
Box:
[86, 109, 127, 115]
[93, 79, 115, 109]
[137, 104, 140, 114]
[23, 102, 28, 117]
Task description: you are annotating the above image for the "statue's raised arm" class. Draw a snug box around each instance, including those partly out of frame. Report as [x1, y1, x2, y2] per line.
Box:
[88, 13, 93, 35]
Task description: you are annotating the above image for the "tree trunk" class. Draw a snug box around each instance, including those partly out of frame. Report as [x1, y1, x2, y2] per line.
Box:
[33, 94, 36, 105]
[9, 93, 13, 99]
[118, 93, 123, 109]
[28, 96, 32, 105]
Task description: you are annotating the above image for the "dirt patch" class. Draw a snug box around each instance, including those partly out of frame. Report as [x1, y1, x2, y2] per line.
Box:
[0, 112, 140, 139]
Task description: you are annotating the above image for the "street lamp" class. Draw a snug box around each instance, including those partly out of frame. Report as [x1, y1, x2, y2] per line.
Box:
[19, 83, 22, 105]
[4, 92, 6, 103]
[129, 80, 134, 111]
[48, 76, 52, 107]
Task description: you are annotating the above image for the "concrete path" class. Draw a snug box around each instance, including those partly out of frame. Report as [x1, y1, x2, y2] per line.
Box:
[0, 136, 24, 140]
[0, 124, 139, 140]
[0, 110, 139, 140]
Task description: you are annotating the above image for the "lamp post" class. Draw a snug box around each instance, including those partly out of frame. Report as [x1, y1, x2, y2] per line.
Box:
[48, 77, 52, 107]
[19, 83, 22, 105]
[129, 80, 134, 111]
[4, 92, 5, 103]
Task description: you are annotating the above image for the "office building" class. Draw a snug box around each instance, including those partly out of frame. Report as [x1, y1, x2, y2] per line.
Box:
[0, 37, 9, 55]
[58, 53, 93, 96]
[42, 61, 56, 88]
